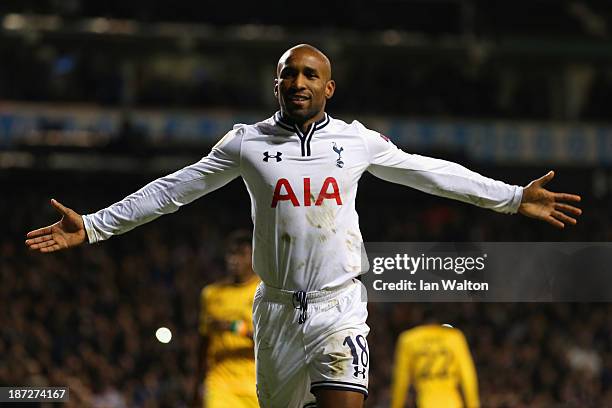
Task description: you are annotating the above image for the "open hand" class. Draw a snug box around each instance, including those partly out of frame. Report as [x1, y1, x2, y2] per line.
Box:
[25, 199, 87, 252]
[519, 171, 582, 228]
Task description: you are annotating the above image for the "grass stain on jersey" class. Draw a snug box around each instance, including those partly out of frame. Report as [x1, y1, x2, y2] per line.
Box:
[281, 233, 291, 243]
[345, 230, 361, 253]
[305, 202, 337, 232]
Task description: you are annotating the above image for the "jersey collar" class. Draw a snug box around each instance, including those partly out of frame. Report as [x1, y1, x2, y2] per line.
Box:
[274, 111, 331, 134]
[273, 111, 330, 157]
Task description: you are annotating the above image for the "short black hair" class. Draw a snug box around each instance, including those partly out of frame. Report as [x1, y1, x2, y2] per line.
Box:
[225, 229, 253, 252]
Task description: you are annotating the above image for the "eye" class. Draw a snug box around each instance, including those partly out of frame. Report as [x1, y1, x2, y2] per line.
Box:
[304, 70, 318, 79]
[280, 68, 297, 79]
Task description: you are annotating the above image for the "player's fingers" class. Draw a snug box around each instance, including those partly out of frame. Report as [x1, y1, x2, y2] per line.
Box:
[536, 170, 555, 187]
[554, 193, 581, 202]
[552, 210, 577, 226]
[25, 235, 54, 245]
[545, 215, 565, 229]
[28, 242, 51, 251]
[40, 243, 61, 253]
[29, 239, 57, 250]
[554, 203, 582, 216]
[51, 198, 70, 215]
[26, 226, 53, 238]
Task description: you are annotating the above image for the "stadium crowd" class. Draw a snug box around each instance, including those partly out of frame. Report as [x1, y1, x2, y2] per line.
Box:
[2, 176, 612, 407]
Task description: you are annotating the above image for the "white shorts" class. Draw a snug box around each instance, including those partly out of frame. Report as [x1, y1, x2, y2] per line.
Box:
[252, 279, 370, 408]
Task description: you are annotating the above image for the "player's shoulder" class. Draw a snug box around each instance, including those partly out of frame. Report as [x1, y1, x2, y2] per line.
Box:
[333, 117, 394, 147]
[211, 117, 278, 151]
[201, 283, 216, 298]
[398, 326, 424, 343]
[242, 115, 290, 137]
[212, 117, 270, 141]
[201, 278, 233, 297]
[210, 124, 248, 153]
[327, 117, 373, 136]
[400, 324, 459, 340]
[448, 326, 468, 342]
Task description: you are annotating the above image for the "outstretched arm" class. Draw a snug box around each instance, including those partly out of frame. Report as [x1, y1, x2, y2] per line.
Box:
[519, 171, 582, 228]
[363, 127, 523, 214]
[26, 199, 87, 253]
[361, 124, 583, 225]
[25, 128, 243, 252]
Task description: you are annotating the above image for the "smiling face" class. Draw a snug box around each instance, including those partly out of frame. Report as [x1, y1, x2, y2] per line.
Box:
[274, 44, 335, 129]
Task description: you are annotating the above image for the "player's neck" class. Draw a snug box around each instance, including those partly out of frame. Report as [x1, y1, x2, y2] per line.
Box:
[233, 272, 257, 285]
[280, 111, 326, 134]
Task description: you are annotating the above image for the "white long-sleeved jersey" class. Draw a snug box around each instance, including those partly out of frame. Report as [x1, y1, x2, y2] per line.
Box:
[83, 113, 523, 291]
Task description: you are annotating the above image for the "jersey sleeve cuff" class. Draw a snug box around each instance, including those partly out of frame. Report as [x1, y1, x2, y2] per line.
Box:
[82, 214, 99, 244]
[508, 186, 524, 214]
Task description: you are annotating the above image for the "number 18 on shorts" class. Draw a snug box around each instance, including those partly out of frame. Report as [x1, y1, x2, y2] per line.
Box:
[253, 280, 370, 407]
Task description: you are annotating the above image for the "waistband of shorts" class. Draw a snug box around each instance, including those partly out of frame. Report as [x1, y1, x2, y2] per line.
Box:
[257, 279, 357, 304]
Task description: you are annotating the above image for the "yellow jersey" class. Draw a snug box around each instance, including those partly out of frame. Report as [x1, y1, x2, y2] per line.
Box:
[199, 277, 260, 397]
[391, 324, 480, 408]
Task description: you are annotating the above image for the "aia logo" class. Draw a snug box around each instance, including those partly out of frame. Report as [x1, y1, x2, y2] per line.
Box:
[271, 177, 342, 208]
[263, 151, 282, 162]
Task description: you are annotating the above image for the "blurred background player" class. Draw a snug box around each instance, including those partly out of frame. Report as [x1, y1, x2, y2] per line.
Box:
[192, 230, 259, 408]
[391, 311, 479, 408]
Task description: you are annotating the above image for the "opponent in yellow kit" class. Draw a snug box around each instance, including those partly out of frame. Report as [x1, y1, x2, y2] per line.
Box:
[391, 324, 480, 408]
[193, 230, 260, 408]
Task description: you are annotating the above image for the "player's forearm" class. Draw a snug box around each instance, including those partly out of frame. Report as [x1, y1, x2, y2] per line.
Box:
[464, 393, 480, 408]
[82, 190, 166, 243]
[390, 383, 407, 408]
[83, 158, 238, 243]
[369, 155, 523, 214]
[460, 349, 481, 407]
[462, 383, 480, 408]
[461, 370, 480, 407]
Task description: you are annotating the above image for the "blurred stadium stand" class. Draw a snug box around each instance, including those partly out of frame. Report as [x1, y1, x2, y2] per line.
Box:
[2, 1, 612, 407]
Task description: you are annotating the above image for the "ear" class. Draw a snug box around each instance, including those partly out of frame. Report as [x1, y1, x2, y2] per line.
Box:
[325, 80, 336, 100]
[274, 78, 279, 98]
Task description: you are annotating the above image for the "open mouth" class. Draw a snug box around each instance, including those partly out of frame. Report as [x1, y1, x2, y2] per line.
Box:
[288, 94, 310, 103]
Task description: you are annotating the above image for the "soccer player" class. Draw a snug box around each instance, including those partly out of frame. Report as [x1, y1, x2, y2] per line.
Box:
[192, 230, 259, 408]
[391, 321, 479, 408]
[26, 44, 582, 408]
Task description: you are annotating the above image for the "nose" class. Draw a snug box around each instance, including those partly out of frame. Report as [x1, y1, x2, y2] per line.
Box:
[226, 254, 238, 267]
[291, 73, 307, 90]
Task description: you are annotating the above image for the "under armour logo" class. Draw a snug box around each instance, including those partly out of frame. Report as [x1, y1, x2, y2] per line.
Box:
[263, 151, 282, 162]
[353, 367, 366, 379]
[332, 142, 344, 168]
